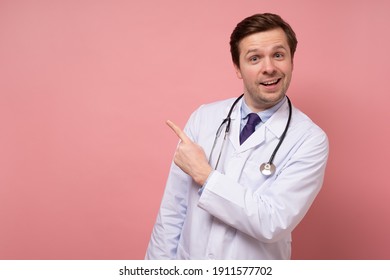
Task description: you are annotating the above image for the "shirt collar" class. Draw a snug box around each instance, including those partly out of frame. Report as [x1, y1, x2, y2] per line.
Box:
[241, 96, 286, 123]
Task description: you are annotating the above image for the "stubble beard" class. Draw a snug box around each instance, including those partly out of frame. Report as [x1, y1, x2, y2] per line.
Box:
[245, 82, 289, 111]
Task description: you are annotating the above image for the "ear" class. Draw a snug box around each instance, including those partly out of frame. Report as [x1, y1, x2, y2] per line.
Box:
[234, 63, 242, 79]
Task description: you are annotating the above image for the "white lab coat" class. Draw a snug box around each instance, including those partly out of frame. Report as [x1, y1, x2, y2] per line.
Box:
[146, 97, 329, 260]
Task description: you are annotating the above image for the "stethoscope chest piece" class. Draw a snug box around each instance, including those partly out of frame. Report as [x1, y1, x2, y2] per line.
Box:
[260, 162, 276, 176]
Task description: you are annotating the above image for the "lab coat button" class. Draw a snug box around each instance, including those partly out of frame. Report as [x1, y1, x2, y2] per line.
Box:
[208, 254, 215, 260]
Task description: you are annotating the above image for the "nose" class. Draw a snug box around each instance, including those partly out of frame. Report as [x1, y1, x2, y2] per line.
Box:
[262, 57, 277, 75]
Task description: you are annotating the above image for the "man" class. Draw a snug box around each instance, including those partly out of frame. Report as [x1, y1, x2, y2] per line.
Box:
[145, 13, 328, 259]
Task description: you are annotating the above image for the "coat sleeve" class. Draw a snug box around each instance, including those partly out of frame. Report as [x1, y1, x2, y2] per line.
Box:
[145, 109, 202, 259]
[197, 126, 329, 243]
[144, 162, 191, 259]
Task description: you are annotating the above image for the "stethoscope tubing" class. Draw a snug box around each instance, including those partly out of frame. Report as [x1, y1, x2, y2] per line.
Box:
[267, 96, 292, 166]
[209, 94, 292, 176]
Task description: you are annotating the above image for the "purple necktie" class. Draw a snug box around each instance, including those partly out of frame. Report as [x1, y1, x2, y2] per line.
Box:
[240, 113, 261, 145]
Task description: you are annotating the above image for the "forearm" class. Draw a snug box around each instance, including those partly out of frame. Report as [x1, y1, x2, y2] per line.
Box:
[198, 170, 319, 242]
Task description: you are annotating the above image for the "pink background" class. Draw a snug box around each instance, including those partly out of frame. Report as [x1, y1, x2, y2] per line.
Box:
[1, 0, 389, 259]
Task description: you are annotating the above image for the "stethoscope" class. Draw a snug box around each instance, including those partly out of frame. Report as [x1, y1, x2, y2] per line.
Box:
[209, 94, 292, 176]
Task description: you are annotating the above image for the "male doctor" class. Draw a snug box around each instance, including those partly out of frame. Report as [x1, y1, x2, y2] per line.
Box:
[146, 13, 329, 259]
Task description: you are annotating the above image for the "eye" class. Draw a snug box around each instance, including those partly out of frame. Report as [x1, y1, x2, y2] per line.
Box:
[249, 56, 260, 63]
[274, 52, 284, 59]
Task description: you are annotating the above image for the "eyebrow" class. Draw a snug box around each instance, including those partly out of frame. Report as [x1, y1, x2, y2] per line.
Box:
[245, 45, 288, 56]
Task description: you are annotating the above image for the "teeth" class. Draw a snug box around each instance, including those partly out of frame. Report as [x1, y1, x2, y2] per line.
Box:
[262, 79, 279, 85]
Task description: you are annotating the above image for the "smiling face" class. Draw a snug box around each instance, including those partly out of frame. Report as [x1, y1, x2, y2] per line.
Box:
[234, 28, 293, 112]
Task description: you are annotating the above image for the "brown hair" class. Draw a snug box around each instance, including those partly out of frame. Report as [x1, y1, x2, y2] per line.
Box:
[230, 13, 298, 67]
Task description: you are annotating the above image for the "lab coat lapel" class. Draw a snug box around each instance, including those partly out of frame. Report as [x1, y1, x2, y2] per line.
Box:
[239, 125, 266, 151]
[264, 99, 290, 140]
[232, 98, 290, 152]
[226, 99, 242, 151]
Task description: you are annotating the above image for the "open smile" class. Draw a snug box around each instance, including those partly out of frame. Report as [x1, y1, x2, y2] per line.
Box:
[260, 78, 281, 86]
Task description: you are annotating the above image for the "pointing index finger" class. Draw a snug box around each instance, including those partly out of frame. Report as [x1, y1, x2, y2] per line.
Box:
[166, 120, 191, 143]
